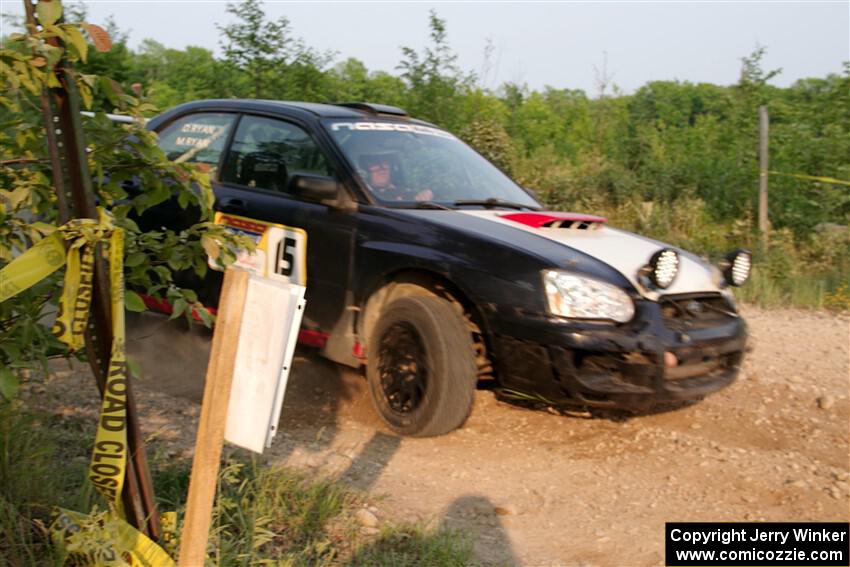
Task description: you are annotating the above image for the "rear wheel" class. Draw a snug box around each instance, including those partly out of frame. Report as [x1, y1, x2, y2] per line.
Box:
[367, 295, 478, 437]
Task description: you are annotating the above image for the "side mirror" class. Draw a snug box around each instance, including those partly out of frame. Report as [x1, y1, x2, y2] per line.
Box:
[290, 174, 340, 201]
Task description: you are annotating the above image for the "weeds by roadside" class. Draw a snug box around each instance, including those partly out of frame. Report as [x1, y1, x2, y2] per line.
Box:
[154, 456, 476, 566]
[209, 458, 358, 565]
[0, 401, 476, 566]
[0, 401, 88, 566]
[347, 524, 477, 567]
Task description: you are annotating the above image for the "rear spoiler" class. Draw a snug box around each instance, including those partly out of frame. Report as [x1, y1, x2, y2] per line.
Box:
[80, 111, 147, 124]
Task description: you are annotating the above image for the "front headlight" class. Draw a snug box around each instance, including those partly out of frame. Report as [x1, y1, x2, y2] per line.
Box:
[542, 270, 635, 323]
[721, 248, 752, 287]
[647, 248, 679, 289]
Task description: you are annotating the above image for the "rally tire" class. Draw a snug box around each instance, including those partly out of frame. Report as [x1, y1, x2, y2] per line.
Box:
[366, 295, 478, 437]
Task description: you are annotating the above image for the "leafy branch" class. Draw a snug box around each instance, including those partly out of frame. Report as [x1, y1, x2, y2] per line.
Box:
[0, 1, 252, 398]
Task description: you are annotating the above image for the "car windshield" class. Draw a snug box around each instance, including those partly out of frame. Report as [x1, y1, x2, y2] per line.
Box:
[323, 119, 540, 209]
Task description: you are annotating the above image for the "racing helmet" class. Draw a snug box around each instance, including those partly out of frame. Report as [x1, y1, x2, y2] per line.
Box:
[357, 151, 405, 188]
[358, 152, 397, 173]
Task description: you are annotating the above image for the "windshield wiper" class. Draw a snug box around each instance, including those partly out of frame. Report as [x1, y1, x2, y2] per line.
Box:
[402, 201, 455, 210]
[453, 198, 540, 211]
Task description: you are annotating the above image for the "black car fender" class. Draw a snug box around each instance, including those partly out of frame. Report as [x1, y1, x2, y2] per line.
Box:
[343, 209, 637, 367]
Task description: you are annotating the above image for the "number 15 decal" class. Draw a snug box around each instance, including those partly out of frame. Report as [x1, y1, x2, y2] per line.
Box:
[211, 213, 307, 286]
[276, 237, 296, 277]
[266, 229, 306, 285]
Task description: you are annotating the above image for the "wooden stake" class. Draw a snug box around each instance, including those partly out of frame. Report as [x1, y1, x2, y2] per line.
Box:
[178, 268, 249, 567]
[759, 105, 770, 251]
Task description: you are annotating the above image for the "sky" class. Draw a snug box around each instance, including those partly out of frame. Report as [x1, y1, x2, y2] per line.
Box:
[1, 1, 848, 94]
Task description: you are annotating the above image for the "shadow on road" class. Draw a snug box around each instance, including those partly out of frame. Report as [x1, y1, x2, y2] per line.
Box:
[338, 431, 402, 492]
[345, 494, 520, 566]
[442, 495, 520, 566]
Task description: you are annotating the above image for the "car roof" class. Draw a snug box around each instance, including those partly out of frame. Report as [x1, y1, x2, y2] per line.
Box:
[148, 99, 439, 130]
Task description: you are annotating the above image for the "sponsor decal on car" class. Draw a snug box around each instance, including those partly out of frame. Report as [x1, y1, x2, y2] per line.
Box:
[330, 121, 456, 140]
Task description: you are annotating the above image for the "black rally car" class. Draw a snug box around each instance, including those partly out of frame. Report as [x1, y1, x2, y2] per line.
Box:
[145, 99, 750, 437]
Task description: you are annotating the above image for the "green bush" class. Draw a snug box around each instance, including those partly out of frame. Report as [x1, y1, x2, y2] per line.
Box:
[0, 401, 91, 566]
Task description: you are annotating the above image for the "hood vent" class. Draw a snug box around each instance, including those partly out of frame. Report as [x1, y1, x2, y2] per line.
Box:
[501, 212, 607, 230]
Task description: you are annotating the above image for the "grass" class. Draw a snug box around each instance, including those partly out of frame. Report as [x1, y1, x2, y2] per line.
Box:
[209, 458, 357, 565]
[0, 401, 91, 567]
[0, 401, 477, 566]
[156, 457, 477, 566]
[735, 266, 817, 309]
[347, 524, 477, 567]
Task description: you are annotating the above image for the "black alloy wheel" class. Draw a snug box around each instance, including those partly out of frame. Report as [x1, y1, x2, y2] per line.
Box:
[366, 295, 478, 437]
[377, 322, 428, 415]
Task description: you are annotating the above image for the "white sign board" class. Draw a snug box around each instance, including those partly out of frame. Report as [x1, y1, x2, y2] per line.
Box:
[224, 274, 306, 453]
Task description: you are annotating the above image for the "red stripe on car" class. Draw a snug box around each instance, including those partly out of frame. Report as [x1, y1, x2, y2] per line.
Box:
[140, 293, 329, 348]
[501, 212, 607, 228]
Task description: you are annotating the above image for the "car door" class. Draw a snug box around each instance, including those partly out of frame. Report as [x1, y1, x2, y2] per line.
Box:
[215, 113, 356, 334]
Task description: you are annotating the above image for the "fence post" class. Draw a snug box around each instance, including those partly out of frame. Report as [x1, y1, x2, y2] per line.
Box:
[178, 268, 249, 567]
[759, 105, 769, 251]
[23, 0, 159, 538]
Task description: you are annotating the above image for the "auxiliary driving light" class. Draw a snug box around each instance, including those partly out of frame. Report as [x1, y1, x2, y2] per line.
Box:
[722, 248, 752, 287]
[645, 248, 680, 289]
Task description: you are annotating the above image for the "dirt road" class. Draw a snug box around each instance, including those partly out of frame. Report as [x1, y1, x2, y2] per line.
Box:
[50, 306, 850, 565]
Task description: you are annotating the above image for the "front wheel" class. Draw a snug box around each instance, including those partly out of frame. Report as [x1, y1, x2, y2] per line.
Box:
[366, 295, 478, 437]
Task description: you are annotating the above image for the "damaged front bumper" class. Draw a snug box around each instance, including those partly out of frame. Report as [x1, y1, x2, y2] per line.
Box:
[492, 294, 747, 409]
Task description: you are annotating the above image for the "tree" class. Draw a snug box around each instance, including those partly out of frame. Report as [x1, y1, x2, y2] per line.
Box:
[738, 45, 782, 97]
[77, 16, 133, 84]
[217, 0, 331, 99]
[459, 118, 515, 175]
[132, 40, 230, 107]
[0, 5, 245, 395]
[397, 10, 474, 129]
[325, 57, 369, 102]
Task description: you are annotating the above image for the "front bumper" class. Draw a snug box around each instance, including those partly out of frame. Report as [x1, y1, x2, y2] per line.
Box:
[491, 294, 747, 409]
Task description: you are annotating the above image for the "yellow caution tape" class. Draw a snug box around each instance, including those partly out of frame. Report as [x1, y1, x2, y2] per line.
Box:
[159, 511, 178, 556]
[52, 509, 176, 567]
[768, 170, 850, 187]
[0, 231, 65, 302]
[51, 213, 117, 351]
[0, 209, 175, 566]
[87, 219, 128, 516]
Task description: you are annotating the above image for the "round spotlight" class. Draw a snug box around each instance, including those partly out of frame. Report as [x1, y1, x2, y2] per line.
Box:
[723, 249, 752, 287]
[648, 248, 680, 289]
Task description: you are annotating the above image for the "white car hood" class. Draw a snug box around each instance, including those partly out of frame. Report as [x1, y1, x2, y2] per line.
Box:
[457, 210, 725, 300]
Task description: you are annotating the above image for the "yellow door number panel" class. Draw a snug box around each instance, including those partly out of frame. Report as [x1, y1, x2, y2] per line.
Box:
[210, 212, 307, 286]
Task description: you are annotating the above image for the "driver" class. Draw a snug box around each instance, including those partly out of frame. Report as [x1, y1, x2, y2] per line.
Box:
[361, 154, 433, 202]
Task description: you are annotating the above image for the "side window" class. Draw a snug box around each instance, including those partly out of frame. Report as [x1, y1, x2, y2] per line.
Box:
[221, 115, 332, 193]
[157, 113, 236, 176]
